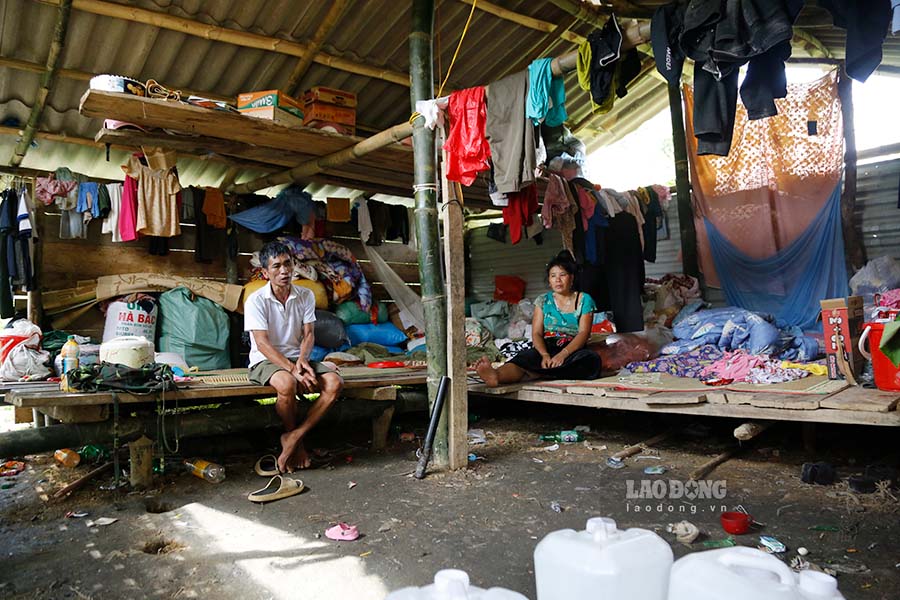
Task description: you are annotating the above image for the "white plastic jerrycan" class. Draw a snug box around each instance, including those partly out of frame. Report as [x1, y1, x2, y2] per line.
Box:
[668, 547, 845, 600]
[386, 569, 530, 600]
[533, 517, 673, 600]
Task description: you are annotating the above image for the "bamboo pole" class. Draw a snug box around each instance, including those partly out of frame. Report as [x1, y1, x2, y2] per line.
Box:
[39, 0, 410, 87]
[838, 64, 866, 271]
[410, 0, 449, 467]
[285, 0, 350, 96]
[228, 121, 413, 194]
[459, 0, 585, 44]
[9, 0, 73, 167]
[668, 83, 700, 279]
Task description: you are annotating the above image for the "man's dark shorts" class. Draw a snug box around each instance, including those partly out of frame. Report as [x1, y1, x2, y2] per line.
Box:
[248, 359, 337, 386]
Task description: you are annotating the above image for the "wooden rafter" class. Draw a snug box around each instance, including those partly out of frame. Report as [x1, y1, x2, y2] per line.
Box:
[38, 0, 411, 87]
[284, 0, 350, 96]
[9, 0, 72, 167]
[548, 0, 654, 24]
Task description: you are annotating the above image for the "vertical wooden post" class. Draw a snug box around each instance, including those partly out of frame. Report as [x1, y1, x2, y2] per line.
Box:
[668, 84, 700, 279]
[441, 158, 468, 470]
[410, 0, 449, 466]
[837, 65, 865, 271]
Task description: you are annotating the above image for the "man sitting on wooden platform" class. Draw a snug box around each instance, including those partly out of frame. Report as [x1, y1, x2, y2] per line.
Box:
[245, 241, 344, 472]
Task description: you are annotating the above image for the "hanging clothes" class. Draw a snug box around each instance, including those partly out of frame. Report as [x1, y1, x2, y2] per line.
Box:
[386, 204, 410, 244]
[184, 187, 212, 263]
[119, 175, 139, 242]
[366, 199, 389, 246]
[203, 187, 227, 229]
[573, 185, 597, 231]
[603, 212, 645, 332]
[583, 197, 610, 266]
[0, 189, 16, 318]
[326, 197, 351, 223]
[819, 0, 892, 82]
[14, 187, 34, 291]
[639, 187, 663, 263]
[101, 183, 123, 242]
[442, 86, 491, 186]
[541, 174, 576, 255]
[123, 155, 182, 238]
[228, 186, 313, 234]
[485, 70, 537, 195]
[76, 182, 101, 220]
[355, 196, 373, 243]
[526, 58, 567, 127]
[501, 185, 538, 245]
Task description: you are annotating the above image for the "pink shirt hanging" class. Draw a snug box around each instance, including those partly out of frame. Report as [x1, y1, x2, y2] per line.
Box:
[118, 174, 139, 242]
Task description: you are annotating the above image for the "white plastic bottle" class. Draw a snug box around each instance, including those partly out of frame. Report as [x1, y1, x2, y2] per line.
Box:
[668, 547, 845, 600]
[533, 517, 673, 600]
[59, 335, 80, 392]
[386, 569, 530, 600]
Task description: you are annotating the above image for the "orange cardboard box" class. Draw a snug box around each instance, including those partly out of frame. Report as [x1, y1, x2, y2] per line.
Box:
[302, 101, 356, 127]
[302, 86, 357, 108]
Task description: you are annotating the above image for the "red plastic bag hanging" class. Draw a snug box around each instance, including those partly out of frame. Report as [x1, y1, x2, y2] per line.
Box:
[443, 86, 491, 186]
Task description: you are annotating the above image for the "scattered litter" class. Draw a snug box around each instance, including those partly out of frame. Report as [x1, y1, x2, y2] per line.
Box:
[583, 441, 606, 451]
[347, 481, 357, 490]
[867, 542, 878, 550]
[467, 454, 486, 462]
[644, 466, 667, 475]
[606, 457, 625, 469]
[574, 425, 591, 433]
[1, 482, 14, 489]
[0, 460, 25, 477]
[532, 458, 544, 464]
[846, 548, 858, 553]
[808, 525, 840, 532]
[798, 547, 809, 556]
[543, 444, 560, 452]
[759, 535, 786, 554]
[667, 521, 700, 544]
[65, 511, 89, 519]
[86, 517, 118, 527]
[345, 456, 353, 464]
[823, 561, 870, 575]
[801, 462, 836, 485]
[399, 432, 416, 443]
[702, 536, 736, 549]
[633, 455, 662, 461]
[359, 551, 372, 557]
[467, 429, 488, 445]
[377, 519, 398, 533]
[549, 501, 562, 513]
[574, 487, 591, 492]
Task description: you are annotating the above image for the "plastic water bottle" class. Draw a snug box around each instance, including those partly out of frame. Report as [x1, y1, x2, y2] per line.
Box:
[386, 569, 529, 600]
[534, 517, 673, 600]
[54, 448, 81, 468]
[59, 335, 80, 392]
[184, 459, 225, 484]
[539, 430, 583, 443]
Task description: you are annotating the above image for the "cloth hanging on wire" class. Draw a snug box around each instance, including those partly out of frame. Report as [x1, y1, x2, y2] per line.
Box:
[229, 185, 313, 233]
[705, 182, 848, 331]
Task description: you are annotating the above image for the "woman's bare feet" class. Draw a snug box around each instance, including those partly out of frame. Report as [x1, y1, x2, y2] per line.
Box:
[475, 356, 500, 387]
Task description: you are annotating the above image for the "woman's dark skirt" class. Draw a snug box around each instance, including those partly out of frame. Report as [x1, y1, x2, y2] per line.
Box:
[508, 336, 601, 380]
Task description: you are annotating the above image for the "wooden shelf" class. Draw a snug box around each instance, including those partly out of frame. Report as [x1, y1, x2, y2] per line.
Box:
[81, 90, 491, 203]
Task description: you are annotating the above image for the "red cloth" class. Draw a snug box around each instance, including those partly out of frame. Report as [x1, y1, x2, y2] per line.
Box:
[442, 86, 490, 185]
[502, 185, 538, 244]
[119, 175, 139, 242]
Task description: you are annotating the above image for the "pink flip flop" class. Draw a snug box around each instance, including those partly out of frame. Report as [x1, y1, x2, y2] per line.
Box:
[325, 522, 360, 541]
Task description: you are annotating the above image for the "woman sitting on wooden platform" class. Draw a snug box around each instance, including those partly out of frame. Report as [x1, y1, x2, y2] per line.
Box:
[475, 251, 601, 387]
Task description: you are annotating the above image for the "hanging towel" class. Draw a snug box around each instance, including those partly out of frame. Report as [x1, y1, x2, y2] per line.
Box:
[203, 187, 227, 229]
[502, 185, 539, 245]
[526, 58, 567, 127]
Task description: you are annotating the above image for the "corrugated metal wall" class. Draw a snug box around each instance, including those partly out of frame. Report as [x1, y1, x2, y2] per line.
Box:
[467, 156, 900, 303]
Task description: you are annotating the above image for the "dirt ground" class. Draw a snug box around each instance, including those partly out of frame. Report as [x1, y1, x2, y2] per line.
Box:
[1, 398, 899, 600]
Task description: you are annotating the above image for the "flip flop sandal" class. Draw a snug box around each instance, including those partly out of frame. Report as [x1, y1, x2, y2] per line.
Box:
[325, 522, 360, 541]
[254, 454, 279, 477]
[247, 475, 304, 503]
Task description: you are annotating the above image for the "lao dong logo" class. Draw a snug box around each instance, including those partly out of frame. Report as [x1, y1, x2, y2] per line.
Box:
[625, 479, 728, 514]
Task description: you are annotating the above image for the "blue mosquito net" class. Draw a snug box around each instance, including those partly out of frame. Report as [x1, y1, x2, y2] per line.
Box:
[704, 182, 849, 331]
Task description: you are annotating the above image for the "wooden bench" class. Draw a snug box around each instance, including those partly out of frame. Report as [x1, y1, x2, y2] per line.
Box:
[5, 366, 428, 450]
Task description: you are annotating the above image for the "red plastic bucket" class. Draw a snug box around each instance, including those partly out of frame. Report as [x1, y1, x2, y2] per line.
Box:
[859, 322, 900, 391]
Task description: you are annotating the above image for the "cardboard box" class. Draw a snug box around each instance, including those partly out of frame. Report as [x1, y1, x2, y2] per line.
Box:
[237, 90, 305, 119]
[302, 101, 356, 128]
[302, 86, 357, 108]
[239, 106, 306, 128]
[821, 296, 865, 380]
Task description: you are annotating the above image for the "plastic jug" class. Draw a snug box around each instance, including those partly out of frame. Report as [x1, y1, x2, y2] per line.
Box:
[59, 335, 80, 392]
[668, 547, 845, 600]
[386, 569, 529, 600]
[533, 517, 673, 600]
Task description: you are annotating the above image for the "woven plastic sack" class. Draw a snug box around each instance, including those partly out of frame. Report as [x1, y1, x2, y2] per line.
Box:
[158, 287, 230, 370]
[336, 301, 371, 325]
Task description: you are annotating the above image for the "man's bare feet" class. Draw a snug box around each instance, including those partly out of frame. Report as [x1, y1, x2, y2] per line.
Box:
[278, 430, 301, 473]
[475, 356, 499, 387]
[291, 440, 312, 470]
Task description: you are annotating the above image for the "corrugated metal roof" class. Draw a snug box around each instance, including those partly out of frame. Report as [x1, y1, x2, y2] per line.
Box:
[1, 0, 898, 190]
